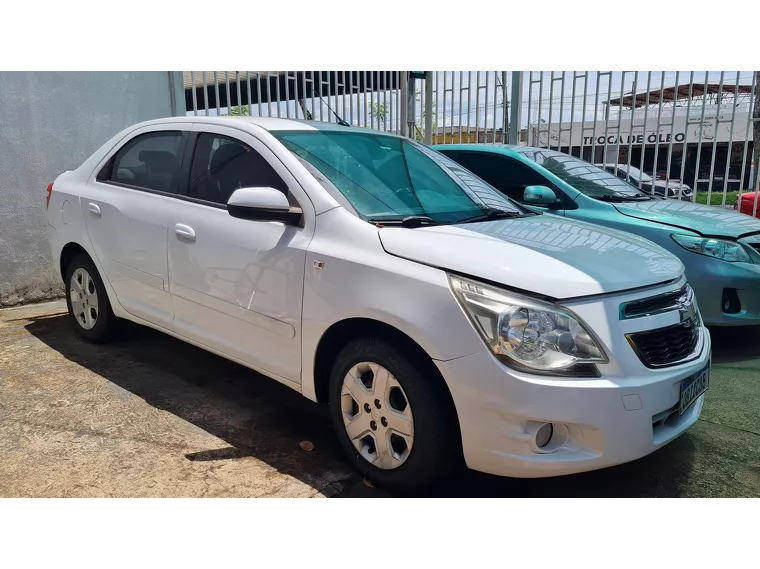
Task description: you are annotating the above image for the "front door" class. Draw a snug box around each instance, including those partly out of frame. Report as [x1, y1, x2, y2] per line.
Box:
[167, 125, 313, 385]
[438, 150, 567, 216]
[81, 126, 189, 330]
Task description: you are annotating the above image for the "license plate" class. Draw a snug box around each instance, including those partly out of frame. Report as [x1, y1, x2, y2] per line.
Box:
[679, 364, 709, 415]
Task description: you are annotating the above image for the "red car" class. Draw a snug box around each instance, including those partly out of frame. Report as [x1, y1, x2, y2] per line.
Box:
[734, 192, 760, 217]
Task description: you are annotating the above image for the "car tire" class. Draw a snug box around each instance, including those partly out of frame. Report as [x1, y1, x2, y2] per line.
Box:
[329, 336, 460, 493]
[64, 253, 117, 343]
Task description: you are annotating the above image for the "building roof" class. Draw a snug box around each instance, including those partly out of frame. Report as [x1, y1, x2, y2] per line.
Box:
[608, 83, 754, 108]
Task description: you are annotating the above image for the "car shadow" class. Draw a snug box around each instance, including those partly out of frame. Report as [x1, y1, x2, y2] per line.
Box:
[25, 314, 703, 498]
[24, 313, 363, 497]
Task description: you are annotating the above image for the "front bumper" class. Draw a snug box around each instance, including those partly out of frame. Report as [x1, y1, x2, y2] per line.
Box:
[436, 339, 709, 478]
[435, 278, 711, 478]
[683, 255, 760, 326]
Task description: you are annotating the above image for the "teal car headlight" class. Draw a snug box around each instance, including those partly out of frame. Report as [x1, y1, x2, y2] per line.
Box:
[671, 234, 751, 263]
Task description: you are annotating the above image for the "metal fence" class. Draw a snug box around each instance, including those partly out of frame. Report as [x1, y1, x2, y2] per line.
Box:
[520, 71, 759, 211]
[182, 71, 760, 214]
[184, 71, 406, 133]
[422, 71, 759, 212]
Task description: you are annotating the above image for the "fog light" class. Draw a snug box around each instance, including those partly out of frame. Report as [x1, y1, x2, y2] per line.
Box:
[722, 288, 741, 314]
[535, 422, 553, 448]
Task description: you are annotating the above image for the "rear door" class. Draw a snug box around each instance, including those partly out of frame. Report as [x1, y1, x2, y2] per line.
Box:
[82, 125, 189, 330]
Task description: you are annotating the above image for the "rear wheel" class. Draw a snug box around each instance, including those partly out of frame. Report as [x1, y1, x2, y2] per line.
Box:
[329, 337, 459, 493]
[64, 254, 117, 342]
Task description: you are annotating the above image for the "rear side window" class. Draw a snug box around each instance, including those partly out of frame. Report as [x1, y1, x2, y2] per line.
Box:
[188, 133, 288, 206]
[107, 131, 184, 193]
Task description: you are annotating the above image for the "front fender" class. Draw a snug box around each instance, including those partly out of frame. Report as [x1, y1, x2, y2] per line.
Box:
[299, 211, 484, 401]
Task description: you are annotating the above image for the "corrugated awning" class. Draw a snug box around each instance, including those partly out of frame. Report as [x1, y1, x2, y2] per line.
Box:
[608, 83, 754, 108]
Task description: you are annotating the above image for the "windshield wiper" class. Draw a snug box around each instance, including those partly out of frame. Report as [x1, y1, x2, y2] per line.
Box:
[456, 209, 525, 224]
[367, 215, 447, 228]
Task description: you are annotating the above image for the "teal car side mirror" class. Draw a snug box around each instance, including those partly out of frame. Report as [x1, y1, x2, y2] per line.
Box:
[524, 185, 558, 205]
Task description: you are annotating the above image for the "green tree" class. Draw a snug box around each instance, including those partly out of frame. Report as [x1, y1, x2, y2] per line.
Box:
[369, 101, 389, 127]
[367, 90, 437, 140]
[222, 105, 250, 116]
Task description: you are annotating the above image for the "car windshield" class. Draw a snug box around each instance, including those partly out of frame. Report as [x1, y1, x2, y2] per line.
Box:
[518, 149, 650, 200]
[272, 129, 526, 224]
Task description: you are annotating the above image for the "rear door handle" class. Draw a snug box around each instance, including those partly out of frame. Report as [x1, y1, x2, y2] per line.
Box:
[174, 223, 196, 241]
[88, 203, 101, 216]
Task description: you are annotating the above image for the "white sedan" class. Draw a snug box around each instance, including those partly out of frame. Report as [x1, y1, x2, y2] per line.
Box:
[45, 116, 710, 491]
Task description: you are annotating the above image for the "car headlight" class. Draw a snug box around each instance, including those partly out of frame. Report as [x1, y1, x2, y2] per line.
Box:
[448, 274, 607, 376]
[671, 234, 751, 263]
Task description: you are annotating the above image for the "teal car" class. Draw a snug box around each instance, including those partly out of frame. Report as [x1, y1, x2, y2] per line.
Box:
[435, 144, 760, 326]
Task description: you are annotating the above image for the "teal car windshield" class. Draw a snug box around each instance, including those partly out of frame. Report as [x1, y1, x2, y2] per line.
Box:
[517, 149, 650, 201]
[273, 130, 526, 223]
[620, 164, 652, 183]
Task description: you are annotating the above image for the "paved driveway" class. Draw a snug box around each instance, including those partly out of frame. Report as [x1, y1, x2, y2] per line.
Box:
[1, 301, 758, 497]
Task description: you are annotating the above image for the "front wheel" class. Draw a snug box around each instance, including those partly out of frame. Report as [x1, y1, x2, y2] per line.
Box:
[329, 337, 460, 493]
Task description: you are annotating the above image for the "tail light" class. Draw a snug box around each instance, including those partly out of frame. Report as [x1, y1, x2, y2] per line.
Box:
[45, 182, 53, 209]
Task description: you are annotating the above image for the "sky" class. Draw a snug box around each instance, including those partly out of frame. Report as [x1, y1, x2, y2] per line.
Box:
[187, 71, 756, 132]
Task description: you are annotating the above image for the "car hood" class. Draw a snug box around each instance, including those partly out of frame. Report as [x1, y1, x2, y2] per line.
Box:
[612, 199, 760, 238]
[378, 216, 683, 299]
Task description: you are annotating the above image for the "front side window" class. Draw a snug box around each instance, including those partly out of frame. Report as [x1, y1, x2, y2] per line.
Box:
[520, 149, 650, 201]
[188, 133, 288, 205]
[272, 130, 525, 224]
[108, 131, 183, 193]
[438, 150, 550, 202]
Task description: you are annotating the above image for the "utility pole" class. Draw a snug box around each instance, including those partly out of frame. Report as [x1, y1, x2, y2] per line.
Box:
[508, 71, 523, 145]
[424, 72, 433, 144]
[400, 72, 409, 137]
[502, 71, 509, 143]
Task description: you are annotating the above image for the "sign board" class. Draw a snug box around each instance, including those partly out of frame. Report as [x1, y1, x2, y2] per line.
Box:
[531, 111, 752, 148]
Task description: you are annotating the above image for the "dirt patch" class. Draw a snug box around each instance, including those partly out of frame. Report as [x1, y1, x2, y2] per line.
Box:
[2, 301, 759, 497]
[0, 301, 358, 497]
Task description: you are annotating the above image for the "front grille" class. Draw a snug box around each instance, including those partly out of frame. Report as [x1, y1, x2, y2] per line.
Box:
[621, 285, 688, 319]
[628, 317, 700, 368]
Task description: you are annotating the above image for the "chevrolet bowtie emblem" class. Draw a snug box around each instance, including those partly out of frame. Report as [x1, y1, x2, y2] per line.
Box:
[677, 295, 696, 323]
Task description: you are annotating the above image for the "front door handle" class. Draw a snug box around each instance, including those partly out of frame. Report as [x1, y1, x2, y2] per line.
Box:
[88, 203, 101, 216]
[174, 223, 196, 241]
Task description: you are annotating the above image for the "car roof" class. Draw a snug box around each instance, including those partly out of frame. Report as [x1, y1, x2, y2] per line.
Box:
[432, 143, 525, 155]
[123, 115, 403, 136]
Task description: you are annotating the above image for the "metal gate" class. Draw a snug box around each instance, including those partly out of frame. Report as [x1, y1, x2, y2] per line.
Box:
[182, 71, 760, 215]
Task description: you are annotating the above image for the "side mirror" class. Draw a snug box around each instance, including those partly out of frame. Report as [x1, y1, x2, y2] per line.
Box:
[227, 187, 302, 224]
[523, 185, 558, 206]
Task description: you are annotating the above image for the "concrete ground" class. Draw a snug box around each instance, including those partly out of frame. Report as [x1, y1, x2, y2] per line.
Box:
[1, 300, 759, 498]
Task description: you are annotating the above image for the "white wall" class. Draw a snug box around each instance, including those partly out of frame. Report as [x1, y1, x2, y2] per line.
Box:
[0, 72, 181, 306]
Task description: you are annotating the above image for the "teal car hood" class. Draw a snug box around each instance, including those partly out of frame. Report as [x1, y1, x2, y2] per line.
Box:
[613, 200, 760, 238]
